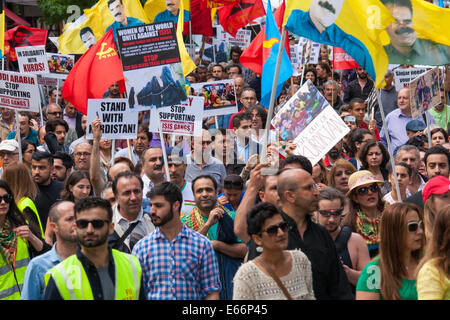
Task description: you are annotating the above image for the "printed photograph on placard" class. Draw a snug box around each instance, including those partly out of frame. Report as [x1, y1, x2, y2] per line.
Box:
[190, 79, 238, 117]
[46, 53, 74, 74]
[409, 67, 441, 119]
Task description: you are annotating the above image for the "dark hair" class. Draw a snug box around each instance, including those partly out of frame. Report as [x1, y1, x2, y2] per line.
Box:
[359, 140, 390, 171]
[18, 111, 31, 121]
[21, 139, 36, 155]
[349, 98, 366, 109]
[74, 196, 113, 221]
[349, 128, 371, 157]
[424, 145, 450, 167]
[280, 155, 313, 175]
[192, 174, 217, 193]
[80, 26, 94, 38]
[247, 202, 281, 236]
[225, 63, 242, 74]
[45, 118, 69, 133]
[406, 135, 427, 149]
[248, 105, 267, 128]
[53, 151, 74, 170]
[61, 170, 93, 202]
[0, 180, 33, 233]
[318, 187, 346, 208]
[137, 124, 152, 142]
[223, 174, 244, 190]
[107, 0, 122, 7]
[232, 111, 252, 129]
[304, 67, 317, 84]
[148, 182, 183, 213]
[338, 104, 351, 114]
[212, 64, 224, 72]
[387, 161, 412, 177]
[230, 46, 242, 56]
[317, 62, 332, 77]
[381, 0, 412, 11]
[32, 151, 54, 166]
[112, 170, 143, 196]
[431, 127, 449, 143]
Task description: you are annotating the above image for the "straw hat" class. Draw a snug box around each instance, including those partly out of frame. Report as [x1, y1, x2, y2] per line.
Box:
[346, 170, 384, 196]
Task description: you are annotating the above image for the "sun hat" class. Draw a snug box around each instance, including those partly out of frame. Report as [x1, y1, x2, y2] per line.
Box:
[422, 175, 450, 203]
[346, 170, 384, 196]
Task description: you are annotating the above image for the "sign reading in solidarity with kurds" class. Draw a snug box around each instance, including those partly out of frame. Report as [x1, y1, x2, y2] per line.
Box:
[16, 45, 49, 74]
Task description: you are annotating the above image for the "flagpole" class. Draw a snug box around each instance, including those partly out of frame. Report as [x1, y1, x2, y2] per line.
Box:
[377, 89, 402, 202]
[14, 110, 22, 163]
[425, 111, 432, 147]
[260, 24, 287, 164]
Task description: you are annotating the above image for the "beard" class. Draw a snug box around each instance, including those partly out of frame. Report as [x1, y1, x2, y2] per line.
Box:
[78, 231, 109, 248]
[152, 207, 174, 227]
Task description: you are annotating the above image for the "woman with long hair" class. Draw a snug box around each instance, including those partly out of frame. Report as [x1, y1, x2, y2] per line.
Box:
[233, 203, 315, 300]
[60, 170, 93, 203]
[315, 62, 332, 86]
[430, 127, 449, 147]
[416, 205, 450, 300]
[2, 163, 44, 238]
[328, 159, 357, 195]
[21, 140, 36, 170]
[359, 140, 391, 196]
[0, 180, 45, 299]
[312, 159, 328, 187]
[383, 162, 413, 205]
[356, 202, 425, 300]
[343, 170, 385, 258]
[348, 128, 373, 170]
[303, 67, 318, 86]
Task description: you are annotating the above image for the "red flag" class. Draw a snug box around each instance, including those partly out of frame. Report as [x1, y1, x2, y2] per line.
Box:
[332, 47, 360, 70]
[240, 1, 290, 77]
[62, 29, 125, 115]
[218, 0, 265, 37]
[188, 0, 213, 37]
[201, 0, 238, 9]
[4, 25, 48, 61]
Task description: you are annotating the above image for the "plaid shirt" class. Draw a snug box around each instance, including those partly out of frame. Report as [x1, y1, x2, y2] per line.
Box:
[132, 224, 221, 300]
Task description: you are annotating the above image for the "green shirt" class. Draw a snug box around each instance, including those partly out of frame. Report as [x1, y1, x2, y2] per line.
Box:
[384, 38, 450, 66]
[356, 259, 418, 300]
[429, 105, 450, 130]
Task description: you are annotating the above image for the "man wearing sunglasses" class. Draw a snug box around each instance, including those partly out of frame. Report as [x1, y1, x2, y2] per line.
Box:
[44, 197, 145, 300]
[316, 187, 370, 292]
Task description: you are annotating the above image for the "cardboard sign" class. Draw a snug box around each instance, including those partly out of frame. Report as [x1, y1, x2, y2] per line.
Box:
[149, 96, 204, 136]
[271, 80, 349, 166]
[16, 45, 50, 74]
[189, 80, 238, 117]
[290, 45, 300, 76]
[214, 25, 252, 48]
[394, 67, 431, 91]
[410, 67, 441, 119]
[46, 53, 75, 79]
[86, 99, 139, 140]
[0, 71, 40, 112]
[116, 21, 188, 111]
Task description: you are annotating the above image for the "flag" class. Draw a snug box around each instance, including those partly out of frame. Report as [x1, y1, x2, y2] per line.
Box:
[283, 0, 395, 88]
[0, 4, 4, 58]
[260, 0, 293, 108]
[438, 0, 445, 8]
[218, 0, 265, 37]
[201, 0, 238, 9]
[4, 25, 48, 61]
[62, 29, 125, 115]
[176, 0, 197, 76]
[332, 47, 360, 70]
[190, 0, 214, 36]
[240, 1, 290, 77]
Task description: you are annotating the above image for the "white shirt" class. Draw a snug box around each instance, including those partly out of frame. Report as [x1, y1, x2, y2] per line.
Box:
[180, 181, 195, 219]
[112, 204, 154, 246]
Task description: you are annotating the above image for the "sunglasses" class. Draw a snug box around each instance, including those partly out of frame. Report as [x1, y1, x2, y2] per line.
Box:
[259, 222, 289, 236]
[356, 184, 379, 195]
[0, 194, 12, 204]
[407, 220, 423, 233]
[318, 208, 343, 217]
[75, 219, 110, 229]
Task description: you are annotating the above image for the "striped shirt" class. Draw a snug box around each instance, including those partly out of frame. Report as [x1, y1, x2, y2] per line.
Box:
[132, 224, 221, 300]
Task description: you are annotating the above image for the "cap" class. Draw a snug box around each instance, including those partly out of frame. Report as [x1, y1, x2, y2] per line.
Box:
[0, 139, 19, 152]
[406, 119, 426, 132]
[422, 175, 450, 203]
[346, 170, 384, 196]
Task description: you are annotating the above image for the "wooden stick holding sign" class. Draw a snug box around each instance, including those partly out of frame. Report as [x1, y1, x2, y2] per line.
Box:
[14, 110, 22, 163]
[156, 111, 170, 182]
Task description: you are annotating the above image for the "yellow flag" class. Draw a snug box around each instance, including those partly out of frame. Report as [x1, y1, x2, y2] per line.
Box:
[144, 0, 190, 23]
[96, 0, 149, 32]
[177, 0, 196, 76]
[0, 4, 4, 58]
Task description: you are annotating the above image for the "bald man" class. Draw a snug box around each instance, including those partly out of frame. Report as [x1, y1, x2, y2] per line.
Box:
[247, 168, 353, 300]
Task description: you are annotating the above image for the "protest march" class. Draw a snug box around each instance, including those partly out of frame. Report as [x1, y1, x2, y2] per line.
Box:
[0, 0, 450, 306]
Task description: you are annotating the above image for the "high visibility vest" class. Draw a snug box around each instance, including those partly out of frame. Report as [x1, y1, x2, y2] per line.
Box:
[44, 249, 141, 300]
[17, 197, 45, 239]
[0, 237, 30, 300]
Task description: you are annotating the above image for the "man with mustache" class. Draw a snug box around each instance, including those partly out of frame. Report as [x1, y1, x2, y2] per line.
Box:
[141, 146, 166, 200]
[383, 0, 450, 65]
[106, 0, 144, 41]
[154, 0, 190, 24]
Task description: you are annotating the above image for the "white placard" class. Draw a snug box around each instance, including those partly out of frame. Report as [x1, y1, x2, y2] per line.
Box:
[189, 80, 238, 117]
[86, 99, 139, 140]
[16, 46, 50, 75]
[394, 67, 431, 91]
[0, 71, 40, 112]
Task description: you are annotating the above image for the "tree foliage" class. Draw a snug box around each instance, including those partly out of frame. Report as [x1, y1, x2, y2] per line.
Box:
[37, 0, 98, 25]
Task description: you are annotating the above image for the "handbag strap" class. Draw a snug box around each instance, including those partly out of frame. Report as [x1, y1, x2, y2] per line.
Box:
[253, 258, 293, 300]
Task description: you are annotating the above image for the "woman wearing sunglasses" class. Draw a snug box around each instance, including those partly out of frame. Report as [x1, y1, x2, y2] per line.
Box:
[416, 205, 450, 300]
[342, 170, 385, 258]
[356, 202, 425, 300]
[233, 202, 315, 300]
[0, 180, 46, 300]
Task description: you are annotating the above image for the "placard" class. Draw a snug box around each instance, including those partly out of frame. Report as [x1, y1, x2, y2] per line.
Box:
[189, 79, 238, 117]
[410, 67, 441, 119]
[86, 99, 139, 140]
[394, 67, 431, 91]
[46, 53, 75, 79]
[16, 45, 50, 74]
[0, 71, 40, 112]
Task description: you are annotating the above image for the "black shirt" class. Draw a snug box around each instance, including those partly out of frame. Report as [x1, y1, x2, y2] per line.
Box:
[247, 211, 354, 300]
[35, 179, 63, 230]
[44, 248, 146, 300]
[343, 78, 374, 104]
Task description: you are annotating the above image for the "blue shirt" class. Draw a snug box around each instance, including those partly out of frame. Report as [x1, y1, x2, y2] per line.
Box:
[20, 244, 62, 300]
[380, 108, 435, 155]
[154, 9, 190, 24]
[8, 128, 38, 145]
[132, 224, 221, 300]
[106, 17, 145, 42]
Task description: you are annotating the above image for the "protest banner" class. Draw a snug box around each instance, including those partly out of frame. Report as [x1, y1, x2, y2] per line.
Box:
[0, 71, 40, 112]
[36, 75, 58, 87]
[16, 45, 49, 74]
[214, 25, 252, 48]
[332, 47, 360, 70]
[86, 99, 138, 139]
[271, 80, 349, 166]
[116, 21, 188, 111]
[189, 79, 238, 117]
[394, 67, 431, 91]
[289, 45, 300, 76]
[149, 95, 203, 136]
[46, 53, 75, 79]
[409, 67, 441, 119]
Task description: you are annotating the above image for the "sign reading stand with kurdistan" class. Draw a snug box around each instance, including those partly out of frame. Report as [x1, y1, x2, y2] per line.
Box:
[271, 80, 349, 166]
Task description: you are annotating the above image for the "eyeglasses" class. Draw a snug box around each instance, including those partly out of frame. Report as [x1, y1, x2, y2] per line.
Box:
[356, 184, 379, 195]
[0, 194, 12, 204]
[0, 152, 19, 158]
[318, 208, 343, 217]
[75, 219, 110, 229]
[47, 112, 62, 116]
[299, 183, 319, 191]
[74, 152, 91, 157]
[407, 220, 423, 233]
[259, 221, 289, 236]
[223, 180, 243, 190]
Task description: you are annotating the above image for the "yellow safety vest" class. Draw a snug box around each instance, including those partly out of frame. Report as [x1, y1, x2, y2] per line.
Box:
[44, 249, 141, 300]
[0, 237, 30, 300]
[17, 197, 45, 239]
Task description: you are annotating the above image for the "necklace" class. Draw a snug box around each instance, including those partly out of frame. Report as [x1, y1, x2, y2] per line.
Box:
[356, 209, 381, 245]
